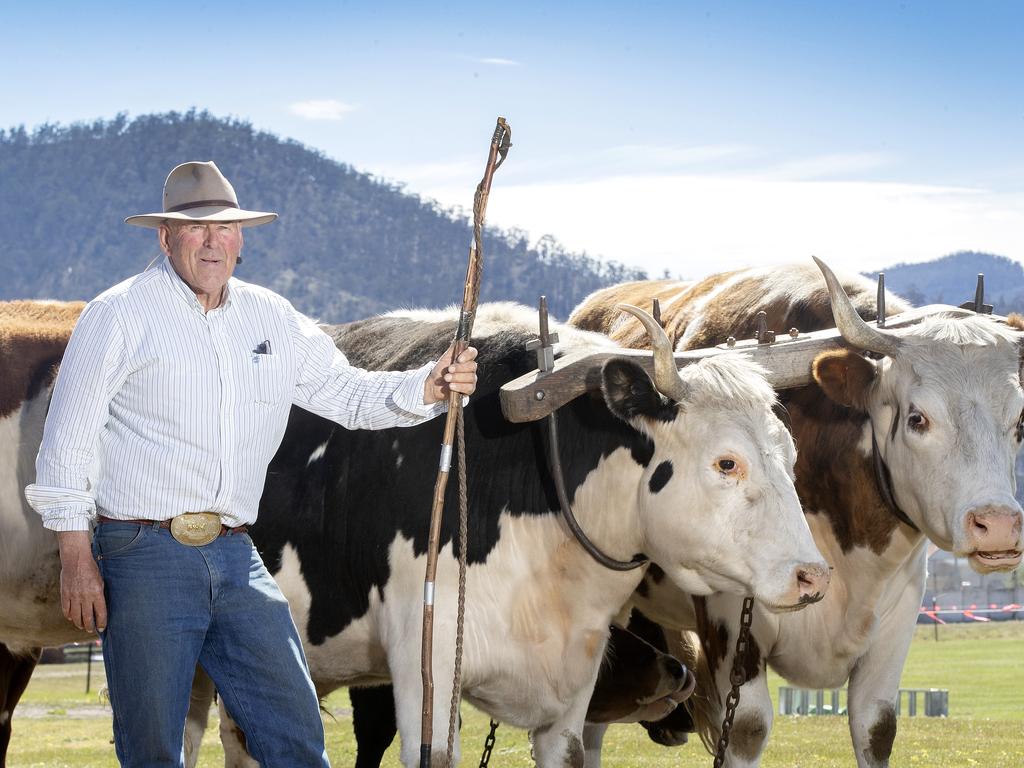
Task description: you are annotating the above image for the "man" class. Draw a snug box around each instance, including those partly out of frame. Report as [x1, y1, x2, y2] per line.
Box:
[24, 161, 478, 767]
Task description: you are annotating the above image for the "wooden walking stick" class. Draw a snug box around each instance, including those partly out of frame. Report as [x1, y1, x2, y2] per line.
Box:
[420, 116, 511, 768]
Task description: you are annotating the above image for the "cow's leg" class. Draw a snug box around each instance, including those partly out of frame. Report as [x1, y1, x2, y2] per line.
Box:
[183, 664, 215, 768]
[700, 599, 774, 768]
[219, 698, 259, 768]
[529, 668, 597, 768]
[846, 577, 922, 768]
[714, 671, 773, 767]
[0, 644, 40, 764]
[351, 685, 398, 768]
[581, 722, 609, 768]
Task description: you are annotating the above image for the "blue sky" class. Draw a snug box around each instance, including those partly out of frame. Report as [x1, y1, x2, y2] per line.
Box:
[4, 1, 1023, 278]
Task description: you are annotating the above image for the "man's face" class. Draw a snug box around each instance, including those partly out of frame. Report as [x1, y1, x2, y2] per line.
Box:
[159, 221, 243, 305]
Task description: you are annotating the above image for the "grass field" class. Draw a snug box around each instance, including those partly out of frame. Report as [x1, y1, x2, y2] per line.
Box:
[7, 622, 1024, 767]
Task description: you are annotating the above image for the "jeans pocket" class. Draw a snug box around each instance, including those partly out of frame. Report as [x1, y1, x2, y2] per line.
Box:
[94, 524, 147, 560]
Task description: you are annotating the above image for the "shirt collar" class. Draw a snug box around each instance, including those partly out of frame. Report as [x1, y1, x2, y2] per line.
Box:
[159, 256, 234, 313]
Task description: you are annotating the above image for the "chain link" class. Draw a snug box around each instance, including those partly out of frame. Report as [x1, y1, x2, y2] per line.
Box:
[478, 720, 499, 768]
[712, 596, 755, 768]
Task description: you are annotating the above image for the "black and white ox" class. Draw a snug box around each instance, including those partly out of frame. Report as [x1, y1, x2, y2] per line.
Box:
[569, 258, 1024, 767]
[219, 302, 828, 767]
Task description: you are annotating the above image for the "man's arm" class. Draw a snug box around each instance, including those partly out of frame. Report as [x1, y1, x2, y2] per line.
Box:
[25, 300, 128, 529]
[24, 299, 128, 632]
[289, 310, 476, 429]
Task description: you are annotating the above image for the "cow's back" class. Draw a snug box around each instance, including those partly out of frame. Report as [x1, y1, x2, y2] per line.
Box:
[0, 300, 84, 419]
[571, 264, 903, 351]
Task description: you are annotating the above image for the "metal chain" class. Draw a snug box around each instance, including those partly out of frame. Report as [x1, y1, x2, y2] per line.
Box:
[478, 719, 500, 768]
[445, 405, 471, 767]
[712, 596, 755, 768]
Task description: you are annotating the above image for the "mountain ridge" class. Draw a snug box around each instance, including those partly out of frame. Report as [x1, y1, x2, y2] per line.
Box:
[0, 110, 644, 321]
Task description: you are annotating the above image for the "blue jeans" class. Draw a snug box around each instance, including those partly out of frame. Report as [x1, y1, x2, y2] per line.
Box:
[93, 521, 329, 767]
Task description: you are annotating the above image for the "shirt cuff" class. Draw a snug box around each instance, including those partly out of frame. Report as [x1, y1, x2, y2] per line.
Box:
[391, 361, 454, 418]
[393, 362, 450, 417]
[24, 485, 96, 532]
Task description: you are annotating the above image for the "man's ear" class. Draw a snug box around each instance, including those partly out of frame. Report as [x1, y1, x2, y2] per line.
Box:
[812, 350, 877, 409]
[602, 359, 678, 424]
[157, 223, 172, 256]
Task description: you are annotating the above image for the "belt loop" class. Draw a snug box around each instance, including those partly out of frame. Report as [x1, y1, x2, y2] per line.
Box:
[152, 521, 162, 531]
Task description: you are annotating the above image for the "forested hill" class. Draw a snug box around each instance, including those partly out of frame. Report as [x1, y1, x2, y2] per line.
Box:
[868, 251, 1024, 314]
[0, 111, 643, 321]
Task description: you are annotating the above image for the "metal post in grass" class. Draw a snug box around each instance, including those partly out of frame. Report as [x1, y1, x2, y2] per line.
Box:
[86, 641, 93, 693]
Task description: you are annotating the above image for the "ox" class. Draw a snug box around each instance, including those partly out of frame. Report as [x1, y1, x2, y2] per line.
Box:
[0, 300, 214, 768]
[569, 259, 1024, 767]
[210, 302, 828, 767]
[0, 300, 88, 759]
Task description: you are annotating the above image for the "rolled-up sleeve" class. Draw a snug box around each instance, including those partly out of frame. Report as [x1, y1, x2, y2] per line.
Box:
[290, 308, 447, 429]
[25, 300, 129, 531]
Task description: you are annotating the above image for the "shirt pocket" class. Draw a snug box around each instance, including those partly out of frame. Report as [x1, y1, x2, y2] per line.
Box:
[251, 355, 289, 405]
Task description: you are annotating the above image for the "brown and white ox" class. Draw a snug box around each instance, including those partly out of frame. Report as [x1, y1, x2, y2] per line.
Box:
[0, 300, 214, 766]
[569, 259, 1024, 767]
[0, 300, 89, 759]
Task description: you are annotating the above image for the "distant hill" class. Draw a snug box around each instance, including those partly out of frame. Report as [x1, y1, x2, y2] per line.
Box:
[866, 251, 1024, 313]
[0, 111, 644, 321]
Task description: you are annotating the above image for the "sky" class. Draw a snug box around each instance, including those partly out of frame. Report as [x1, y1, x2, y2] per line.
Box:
[3, 0, 1024, 280]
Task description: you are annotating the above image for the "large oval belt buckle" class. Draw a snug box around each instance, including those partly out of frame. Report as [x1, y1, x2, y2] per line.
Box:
[170, 512, 222, 547]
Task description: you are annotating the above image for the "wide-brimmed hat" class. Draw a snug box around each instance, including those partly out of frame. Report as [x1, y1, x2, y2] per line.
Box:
[124, 161, 277, 229]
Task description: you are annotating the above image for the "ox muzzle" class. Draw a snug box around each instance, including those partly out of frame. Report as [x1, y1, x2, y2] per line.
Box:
[964, 504, 1023, 571]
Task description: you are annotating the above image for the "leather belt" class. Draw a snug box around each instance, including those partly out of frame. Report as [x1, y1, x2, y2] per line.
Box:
[97, 513, 247, 546]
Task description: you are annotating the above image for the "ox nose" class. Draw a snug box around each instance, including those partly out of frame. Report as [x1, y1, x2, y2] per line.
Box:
[662, 655, 686, 683]
[965, 506, 1023, 553]
[795, 563, 831, 604]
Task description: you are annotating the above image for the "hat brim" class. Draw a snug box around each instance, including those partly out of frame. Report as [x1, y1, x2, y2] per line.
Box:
[124, 205, 277, 229]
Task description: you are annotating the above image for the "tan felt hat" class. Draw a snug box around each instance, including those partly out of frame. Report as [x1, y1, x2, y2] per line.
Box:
[124, 161, 277, 228]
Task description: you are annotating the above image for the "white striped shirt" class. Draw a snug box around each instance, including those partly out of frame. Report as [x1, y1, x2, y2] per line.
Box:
[25, 257, 446, 532]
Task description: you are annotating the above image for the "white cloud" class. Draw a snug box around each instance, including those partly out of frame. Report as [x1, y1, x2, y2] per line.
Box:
[418, 173, 1024, 279]
[288, 99, 357, 121]
[759, 151, 895, 181]
[600, 143, 752, 169]
[478, 57, 521, 66]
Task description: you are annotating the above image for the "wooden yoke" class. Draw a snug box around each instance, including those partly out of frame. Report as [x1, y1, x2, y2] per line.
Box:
[500, 303, 993, 423]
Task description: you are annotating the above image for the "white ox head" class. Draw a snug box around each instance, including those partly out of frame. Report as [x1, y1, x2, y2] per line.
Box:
[602, 305, 830, 611]
[813, 257, 1024, 572]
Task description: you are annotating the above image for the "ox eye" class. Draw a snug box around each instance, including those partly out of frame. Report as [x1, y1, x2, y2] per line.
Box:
[907, 410, 929, 433]
[717, 458, 736, 472]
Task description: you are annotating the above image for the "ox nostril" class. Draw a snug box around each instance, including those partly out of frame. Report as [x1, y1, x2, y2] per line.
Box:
[966, 508, 1023, 549]
[667, 657, 685, 681]
[796, 564, 831, 600]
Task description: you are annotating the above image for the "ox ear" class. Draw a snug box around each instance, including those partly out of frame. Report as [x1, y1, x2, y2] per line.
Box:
[812, 350, 876, 410]
[602, 359, 678, 424]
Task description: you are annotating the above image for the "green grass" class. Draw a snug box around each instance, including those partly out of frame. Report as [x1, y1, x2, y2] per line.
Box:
[8, 622, 1024, 767]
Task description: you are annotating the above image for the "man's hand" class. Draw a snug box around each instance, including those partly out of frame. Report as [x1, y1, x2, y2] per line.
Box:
[57, 531, 107, 633]
[424, 344, 479, 405]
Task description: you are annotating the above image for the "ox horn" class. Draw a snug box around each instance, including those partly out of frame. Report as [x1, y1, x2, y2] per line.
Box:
[616, 303, 691, 404]
[813, 256, 902, 358]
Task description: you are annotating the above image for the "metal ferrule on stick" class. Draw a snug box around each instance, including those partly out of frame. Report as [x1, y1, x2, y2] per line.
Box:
[419, 116, 510, 768]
